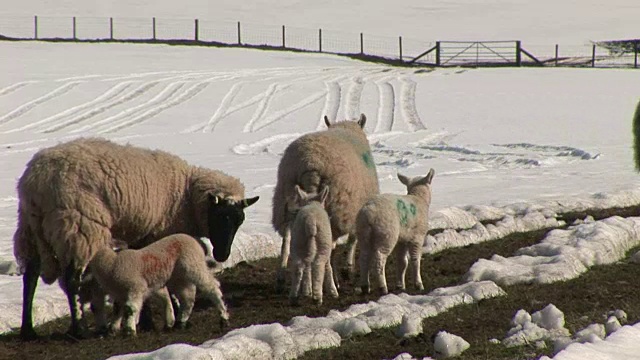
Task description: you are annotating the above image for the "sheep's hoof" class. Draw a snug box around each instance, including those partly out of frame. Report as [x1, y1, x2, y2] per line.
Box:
[378, 287, 389, 295]
[19, 327, 39, 341]
[416, 283, 425, 291]
[289, 297, 300, 307]
[122, 327, 136, 337]
[313, 298, 323, 306]
[360, 286, 370, 295]
[340, 267, 351, 281]
[329, 290, 339, 298]
[94, 326, 110, 337]
[219, 318, 230, 330]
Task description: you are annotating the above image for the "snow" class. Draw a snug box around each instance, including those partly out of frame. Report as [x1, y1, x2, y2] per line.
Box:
[433, 331, 471, 358]
[2, 0, 640, 359]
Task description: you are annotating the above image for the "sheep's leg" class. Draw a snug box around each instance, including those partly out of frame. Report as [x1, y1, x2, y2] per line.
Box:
[289, 259, 305, 306]
[109, 301, 124, 335]
[394, 243, 409, 291]
[372, 250, 390, 295]
[409, 240, 424, 291]
[358, 244, 372, 294]
[122, 296, 144, 337]
[198, 279, 230, 329]
[301, 266, 312, 297]
[343, 233, 358, 281]
[20, 258, 41, 340]
[153, 288, 175, 330]
[323, 260, 339, 298]
[63, 262, 88, 339]
[276, 226, 292, 293]
[330, 240, 341, 290]
[90, 288, 108, 335]
[311, 258, 326, 305]
[173, 284, 197, 329]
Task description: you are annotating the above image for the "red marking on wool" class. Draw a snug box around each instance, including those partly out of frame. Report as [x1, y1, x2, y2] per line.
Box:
[166, 240, 182, 257]
[141, 253, 166, 274]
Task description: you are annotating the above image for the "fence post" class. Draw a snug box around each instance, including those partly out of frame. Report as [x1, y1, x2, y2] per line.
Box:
[591, 44, 596, 67]
[515, 40, 522, 66]
[319, 28, 322, 52]
[399, 36, 403, 61]
[73, 16, 76, 40]
[152, 17, 156, 40]
[236, 21, 241, 45]
[435, 41, 441, 66]
[110, 17, 114, 40]
[34, 15, 38, 39]
[282, 25, 285, 48]
[194, 19, 199, 41]
[360, 32, 364, 54]
[555, 44, 559, 66]
[635, 41, 638, 69]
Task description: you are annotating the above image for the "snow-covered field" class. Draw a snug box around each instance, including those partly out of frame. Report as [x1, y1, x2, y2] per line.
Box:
[1, 1, 640, 359]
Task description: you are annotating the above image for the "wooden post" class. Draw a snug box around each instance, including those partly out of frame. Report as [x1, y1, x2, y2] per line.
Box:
[152, 17, 156, 40]
[194, 19, 199, 41]
[360, 32, 364, 54]
[282, 25, 285, 48]
[592, 44, 596, 67]
[399, 36, 403, 61]
[319, 28, 322, 52]
[237, 21, 241, 45]
[555, 44, 559, 66]
[34, 15, 38, 39]
[635, 41, 639, 69]
[515, 40, 522, 66]
[435, 41, 441, 66]
[73, 16, 77, 40]
[110, 17, 114, 40]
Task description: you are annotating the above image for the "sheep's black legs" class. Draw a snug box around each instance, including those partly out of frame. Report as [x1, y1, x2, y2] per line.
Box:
[20, 259, 40, 341]
[63, 263, 86, 338]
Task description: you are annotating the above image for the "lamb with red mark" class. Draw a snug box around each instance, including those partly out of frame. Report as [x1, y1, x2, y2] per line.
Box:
[88, 233, 228, 336]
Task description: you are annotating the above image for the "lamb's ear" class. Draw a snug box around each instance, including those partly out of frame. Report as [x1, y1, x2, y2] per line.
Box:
[324, 115, 332, 128]
[357, 113, 367, 128]
[416, 168, 435, 186]
[240, 196, 260, 208]
[318, 185, 330, 205]
[397, 173, 410, 186]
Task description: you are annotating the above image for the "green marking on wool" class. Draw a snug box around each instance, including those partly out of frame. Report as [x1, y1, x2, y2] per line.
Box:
[362, 151, 375, 169]
[396, 199, 409, 226]
[409, 203, 417, 216]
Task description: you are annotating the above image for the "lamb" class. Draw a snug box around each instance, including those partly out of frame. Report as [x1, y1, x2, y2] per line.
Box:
[289, 185, 338, 305]
[88, 233, 229, 336]
[272, 114, 380, 292]
[13, 137, 259, 340]
[356, 169, 435, 295]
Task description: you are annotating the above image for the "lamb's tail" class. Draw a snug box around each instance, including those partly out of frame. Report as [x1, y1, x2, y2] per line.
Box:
[633, 99, 640, 171]
[12, 205, 36, 276]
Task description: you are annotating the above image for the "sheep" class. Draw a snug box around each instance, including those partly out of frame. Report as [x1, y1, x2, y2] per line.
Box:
[288, 185, 338, 305]
[87, 233, 229, 336]
[13, 137, 259, 340]
[356, 169, 435, 295]
[272, 114, 380, 292]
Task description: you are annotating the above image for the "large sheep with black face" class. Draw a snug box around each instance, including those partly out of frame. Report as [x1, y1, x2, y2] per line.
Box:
[13, 137, 259, 340]
[272, 114, 380, 291]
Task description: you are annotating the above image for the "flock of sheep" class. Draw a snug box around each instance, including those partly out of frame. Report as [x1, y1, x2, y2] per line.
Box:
[12, 113, 435, 340]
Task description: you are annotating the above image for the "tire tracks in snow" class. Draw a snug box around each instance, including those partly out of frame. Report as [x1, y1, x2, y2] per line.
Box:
[374, 77, 396, 133]
[2, 81, 135, 134]
[0, 81, 81, 127]
[398, 76, 426, 131]
[99, 81, 210, 134]
[317, 77, 343, 130]
[0, 81, 35, 97]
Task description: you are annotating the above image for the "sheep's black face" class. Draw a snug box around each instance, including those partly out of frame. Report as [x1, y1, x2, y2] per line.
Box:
[207, 194, 260, 262]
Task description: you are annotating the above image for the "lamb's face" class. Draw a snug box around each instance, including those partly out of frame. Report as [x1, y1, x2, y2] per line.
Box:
[207, 194, 259, 262]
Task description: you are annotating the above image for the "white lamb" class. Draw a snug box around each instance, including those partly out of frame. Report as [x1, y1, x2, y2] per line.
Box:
[289, 185, 339, 305]
[356, 169, 435, 295]
[88, 233, 229, 336]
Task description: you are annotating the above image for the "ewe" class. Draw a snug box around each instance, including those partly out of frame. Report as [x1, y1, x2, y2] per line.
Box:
[14, 137, 258, 339]
[356, 169, 435, 294]
[272, 114, 379, 292]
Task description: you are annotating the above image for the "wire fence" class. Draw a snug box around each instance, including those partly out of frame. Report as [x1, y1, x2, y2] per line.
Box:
[0, 15, 638, 69]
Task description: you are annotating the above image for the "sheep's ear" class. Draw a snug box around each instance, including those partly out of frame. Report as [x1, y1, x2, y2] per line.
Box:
[319, 185, 330, 205]
[240, 196, 260, 208]
[294, 185, 307, 202]
[357, 113, 367, 128]
[324, 115, 332, 128]
[416, 168, 435, 186]
[397, 173, 410, 186]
